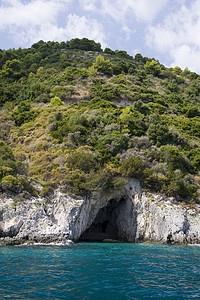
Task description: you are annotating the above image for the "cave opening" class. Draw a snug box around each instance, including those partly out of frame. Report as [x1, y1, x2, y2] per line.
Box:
[79, 198, 126, 242]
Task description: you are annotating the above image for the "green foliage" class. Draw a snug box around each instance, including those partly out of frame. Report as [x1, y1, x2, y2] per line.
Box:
[40, 182, 55, 198]
[0, 141, 23, 181]
[2, 175, 18, 187]
[147, 114, 172, 146]
[0, 140, 15, 161]
[142, 169, 161, 191]
[12, 100, 39, 126]
[0, 141, 36, 195]
[110, 74, 129, 85]
[144, 60, 161, 76]
[50, 96, 64, 106]
[120, 106, 146, 136]
[104, 48, 115, 55]
[65, 151, 98, 173]
[166, 82, 179, 93]
[62, 170, 86, 195]
[90, 83, 121, 100]
[1, 59, 22, 80]
[184, 82, 200, 99]
[160, 145, 191, 173]
[81, 167, 115, 191]
[167, 93, 182, 105]
[90, 55, 113, 76]
[120, 157, 143, 178]
[182, 106, 200, 118]
[166, 171, 197, 198]
[97, 133, 128, 156]
[67, 38, 102, 52]
[187, 149, 200, 171]
[1, 174, 37, 195]
[112, 177, 128, 189]
[0, 39, 200, 201]
[88, 97, 118, 110]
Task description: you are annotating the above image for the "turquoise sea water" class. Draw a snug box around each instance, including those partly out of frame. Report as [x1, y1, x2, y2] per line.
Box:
[0, 243, 199, 299]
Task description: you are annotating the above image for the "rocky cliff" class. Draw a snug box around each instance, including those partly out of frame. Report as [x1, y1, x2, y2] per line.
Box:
[0, 179, 200, 245]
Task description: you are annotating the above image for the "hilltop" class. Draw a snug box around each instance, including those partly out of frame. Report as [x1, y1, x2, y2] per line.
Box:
[0, 38, 200, 204]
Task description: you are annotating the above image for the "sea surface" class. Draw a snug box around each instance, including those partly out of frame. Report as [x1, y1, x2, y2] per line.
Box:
[0, 242, 199, 299]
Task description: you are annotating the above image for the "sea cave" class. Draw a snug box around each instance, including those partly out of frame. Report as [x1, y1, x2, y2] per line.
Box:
[79, 198, 130, 242]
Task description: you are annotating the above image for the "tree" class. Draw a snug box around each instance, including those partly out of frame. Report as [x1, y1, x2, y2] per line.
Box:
[12, 101, 39, 126]
[134, 53, 144, 63]
[1, 59, 22, 79]
[90, 55, 113, 76]
[147, 114, 172, 146]
[120, 106, 146, 136]
[144, 59, 161, 76]
[104, 48, 115, 55]
[67, 38, 102, 52]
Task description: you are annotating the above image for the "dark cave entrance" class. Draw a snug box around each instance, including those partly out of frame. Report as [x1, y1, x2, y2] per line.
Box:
[79, 198, 126, 242]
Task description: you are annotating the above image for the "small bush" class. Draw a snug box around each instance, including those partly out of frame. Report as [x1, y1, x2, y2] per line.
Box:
[50, 96, 64, 106]
[40, 183, 55, 198]
[2, 175, 19, 188]
[1, 175, 37, 195]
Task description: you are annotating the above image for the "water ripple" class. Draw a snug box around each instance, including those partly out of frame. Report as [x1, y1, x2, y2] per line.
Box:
[0, 243, 199, 299]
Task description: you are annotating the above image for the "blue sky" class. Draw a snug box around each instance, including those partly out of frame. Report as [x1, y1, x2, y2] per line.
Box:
[1, 0, 200, 73]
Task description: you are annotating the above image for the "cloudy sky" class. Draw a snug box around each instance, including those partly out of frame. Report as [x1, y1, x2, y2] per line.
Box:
[0, 0, 200, 73]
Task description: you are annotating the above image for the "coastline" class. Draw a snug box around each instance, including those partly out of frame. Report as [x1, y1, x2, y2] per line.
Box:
[0, 179, 200, 246]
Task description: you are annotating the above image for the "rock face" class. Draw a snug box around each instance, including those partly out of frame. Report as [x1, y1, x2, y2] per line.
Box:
[0, 178, 200, 245]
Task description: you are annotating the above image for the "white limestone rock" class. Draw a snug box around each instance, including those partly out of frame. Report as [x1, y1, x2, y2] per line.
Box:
[0, 178, 199, 245]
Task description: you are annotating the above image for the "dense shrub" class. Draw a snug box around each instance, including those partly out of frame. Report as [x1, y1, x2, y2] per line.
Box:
[144, 60, 161, 76]
[160, 145, 191, 173]
[147, 115, 172, 146]
[0, 141, 24, 181]
[12, 100, 39, 126]
[65, 151, 98, 173]
[67, 38, 102, 52]
[97, 133, 129, 156]
[120, 107, 146, 136]
[120, 157, 143, 178]
[89, 55, 113, 76]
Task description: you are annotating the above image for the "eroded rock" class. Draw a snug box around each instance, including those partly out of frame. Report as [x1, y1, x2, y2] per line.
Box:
[0, 178, 199, 245]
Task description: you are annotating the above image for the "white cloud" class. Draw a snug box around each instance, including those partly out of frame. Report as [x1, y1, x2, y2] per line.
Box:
[100, 0, 169, 23]
[64, 14, 107, 48]
[0, 0, 107, 48]
[12, 13, 106, 48]
[128, 0, 169, 23]
[146, 0, 200, 72]
[122, 25, 132, 40]
[79, 0, 97, 11]
[171, 45, 200, 72]
[0, 0, 67, 29]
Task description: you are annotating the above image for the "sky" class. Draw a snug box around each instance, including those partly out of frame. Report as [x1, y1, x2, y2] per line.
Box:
[1, 0, 200, 73]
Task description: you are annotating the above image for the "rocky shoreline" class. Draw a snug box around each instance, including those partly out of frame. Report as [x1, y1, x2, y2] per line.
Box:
[0, 178, 200, 246]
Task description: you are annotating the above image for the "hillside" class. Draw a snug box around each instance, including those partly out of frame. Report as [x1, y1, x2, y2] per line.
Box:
[0, 38, 200, 205]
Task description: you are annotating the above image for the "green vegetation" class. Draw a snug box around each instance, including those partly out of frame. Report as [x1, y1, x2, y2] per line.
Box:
[0, 38, 200, 204]
[50, 96, 64, 106]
